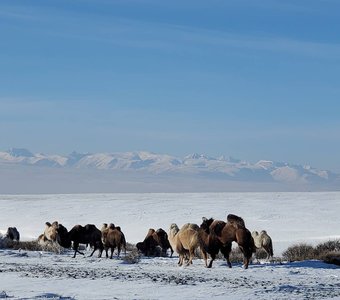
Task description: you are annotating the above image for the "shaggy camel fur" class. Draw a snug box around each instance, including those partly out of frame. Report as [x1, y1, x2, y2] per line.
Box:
[101, 223, 126, 259]
[43, 221, 59, 242]
[210, 214, 256, 269]
[156, 228, 173, 257]
[69, 224, 104, 258]
[5, 227, 20, 242]
[251, 230, 273, 260]
[38, 221, 59, 246]
[137, 228, 173, 257]
[198, 217, 227, 268]
[168, 223, 200, 266]
[136, 228, 160, 256]
[38, 221, 71, 248]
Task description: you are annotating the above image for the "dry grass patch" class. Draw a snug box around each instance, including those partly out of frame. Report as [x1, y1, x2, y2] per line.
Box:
[122, 248, 141, 264]
[282, 243, 316, 262]
[0, 239, 67, 254]
[320, 252, 340, 266]
[282, 240, 340, 266]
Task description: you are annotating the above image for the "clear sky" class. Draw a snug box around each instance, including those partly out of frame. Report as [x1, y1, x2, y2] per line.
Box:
[1, 0, 340, 172]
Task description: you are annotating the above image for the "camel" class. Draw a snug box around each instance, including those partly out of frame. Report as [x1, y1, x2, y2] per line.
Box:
[68, 224, 103, 258]
[101, 223, 126, 259]
[43, 221, 59, 242]
[209, 214, 256, 269]
[252, 230, 273, 260]
[168, 223, 200, 266]
[38, 221, 71, 248]
[5, 227, 20, 242]
[198, 217, 226, 268]
[137, 228, 173, 257]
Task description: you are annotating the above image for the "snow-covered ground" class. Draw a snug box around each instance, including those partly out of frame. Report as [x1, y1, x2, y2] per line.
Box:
[0, 192, 339, 299]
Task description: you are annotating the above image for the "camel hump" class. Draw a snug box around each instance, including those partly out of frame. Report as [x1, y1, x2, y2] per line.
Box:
[115, 226, 121, 232]
[189, 223, 199, 231]
[101, 224, 108, 232]
[213, 220, 226, 236]
[168, 223, 179, 238]
[6, 227, 20, 241]
[108, 223, 115, 229]
[148, 228, 156, 234]
[181, 223, 199, 231]
[45, 222, 52, 227]
[156, 228, 166, 236]
[169, 223, 179, 233]
[85, 224, 95, 230]
[227, 214, 245, 228]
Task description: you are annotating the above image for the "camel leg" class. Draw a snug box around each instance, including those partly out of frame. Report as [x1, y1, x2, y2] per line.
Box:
[201, 249, 209, 267]
[253, 249, 259, 263]
[178, 254, 183, 266]
[73, 250, 84, 258]
[263, 247, 269, 260]
[238, 245, 247, 268]
[220, 243, 232, 268]
[98, 249, 103, 258]
[264, 245, 272, 261]
[177, 256, 181, 265]
[208, 252, 216, 268]
[117, 245, 121, 258]
[239, 245, 252, 269]
[243, 254, 249, 269]
[89, 247, 97, 257]
[187, 248, 195, 266]
[72, 243, 84, 258]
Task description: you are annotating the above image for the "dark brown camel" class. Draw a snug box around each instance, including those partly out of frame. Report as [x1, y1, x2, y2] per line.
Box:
[136, 228, 159, 256]
[68, 224, 104, 258]
[5, 227, 20, 241]
[209, 214, 255, 269]
[137, 228, 173, 257]
[55, 223, 71, 248]
[156, 228, 173, 257]
[198, 217, 229, 268]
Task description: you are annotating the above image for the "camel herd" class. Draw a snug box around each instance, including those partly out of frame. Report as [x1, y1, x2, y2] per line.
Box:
[1, 214, 273, 269]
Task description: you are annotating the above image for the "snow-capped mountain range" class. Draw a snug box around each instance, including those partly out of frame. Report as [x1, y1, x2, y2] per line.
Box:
[0, 148, 338, 187]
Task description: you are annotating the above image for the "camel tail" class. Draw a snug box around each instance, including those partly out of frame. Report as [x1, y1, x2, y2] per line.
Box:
[269, 240, 274, 257]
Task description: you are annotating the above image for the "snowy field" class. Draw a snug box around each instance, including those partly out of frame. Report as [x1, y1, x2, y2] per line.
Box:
[0, 192, 339, 299]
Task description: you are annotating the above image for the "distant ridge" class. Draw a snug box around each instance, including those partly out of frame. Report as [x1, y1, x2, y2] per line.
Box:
[0, 148, 338, 190]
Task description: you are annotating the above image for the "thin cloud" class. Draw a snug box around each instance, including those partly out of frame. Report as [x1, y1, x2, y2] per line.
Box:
[2, 2, 340, 59]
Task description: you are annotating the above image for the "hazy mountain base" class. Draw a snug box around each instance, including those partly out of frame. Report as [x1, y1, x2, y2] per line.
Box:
[1, 164, 338, 194]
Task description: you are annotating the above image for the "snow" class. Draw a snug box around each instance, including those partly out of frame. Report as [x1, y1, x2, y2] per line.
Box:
[0, 192, 339, 299]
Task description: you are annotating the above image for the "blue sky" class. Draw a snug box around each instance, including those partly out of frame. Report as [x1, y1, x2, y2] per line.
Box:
[0, 0, 340, 172]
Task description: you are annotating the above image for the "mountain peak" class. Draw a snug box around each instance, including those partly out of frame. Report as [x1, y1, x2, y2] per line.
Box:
[7, 148, 34, 158]
[185, 153, 211, 160]
[0, 148, 338, 189]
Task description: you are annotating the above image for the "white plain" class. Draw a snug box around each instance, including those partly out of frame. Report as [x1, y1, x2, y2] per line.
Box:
[0, 192, 339, 299]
